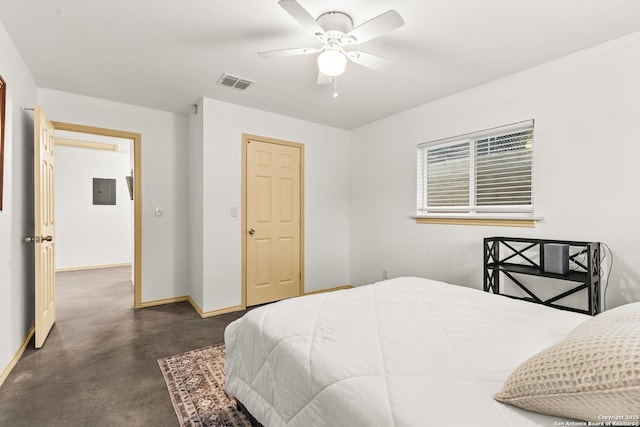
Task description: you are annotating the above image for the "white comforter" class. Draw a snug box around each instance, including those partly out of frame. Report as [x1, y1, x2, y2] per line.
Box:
[224, 277, 589, 427]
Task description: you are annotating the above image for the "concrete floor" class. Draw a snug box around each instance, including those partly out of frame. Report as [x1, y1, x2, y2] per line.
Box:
[0, 266, 247, 426]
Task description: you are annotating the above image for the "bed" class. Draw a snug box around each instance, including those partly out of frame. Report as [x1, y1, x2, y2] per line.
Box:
[224, 276, 640, 426]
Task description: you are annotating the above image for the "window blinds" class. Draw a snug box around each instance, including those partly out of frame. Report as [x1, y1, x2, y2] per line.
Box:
[417, 120, 534, 214]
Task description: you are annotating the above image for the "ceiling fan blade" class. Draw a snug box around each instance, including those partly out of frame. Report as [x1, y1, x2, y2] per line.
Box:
[278, 0, 326, 38]
[258, 47, 321, 58]
[343, 10, 404, 45]
[346, 51, 394, 72]
[317, 72, 333, 85]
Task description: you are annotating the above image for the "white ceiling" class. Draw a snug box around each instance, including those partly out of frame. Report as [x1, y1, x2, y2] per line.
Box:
[2, 0, 640, 129]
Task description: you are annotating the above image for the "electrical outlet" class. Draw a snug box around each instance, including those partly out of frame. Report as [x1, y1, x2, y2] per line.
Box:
[383, 268, 389, 280]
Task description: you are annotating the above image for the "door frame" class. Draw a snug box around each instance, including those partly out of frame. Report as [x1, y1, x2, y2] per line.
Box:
[51, 121, 143, 308]
[241, 133, 304, 308]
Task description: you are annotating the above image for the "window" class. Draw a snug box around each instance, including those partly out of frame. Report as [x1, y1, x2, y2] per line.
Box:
[417, 120, 534, 216]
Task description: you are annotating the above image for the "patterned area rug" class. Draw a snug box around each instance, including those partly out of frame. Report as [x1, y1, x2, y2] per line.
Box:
[158, 343, 252, 427]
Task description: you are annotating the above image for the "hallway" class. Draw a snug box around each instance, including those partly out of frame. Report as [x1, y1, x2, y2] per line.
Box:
[0, 266, 245, 426]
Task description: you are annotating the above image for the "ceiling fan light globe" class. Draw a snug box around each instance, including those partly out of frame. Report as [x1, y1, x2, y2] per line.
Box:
[317, 50, 347, 77]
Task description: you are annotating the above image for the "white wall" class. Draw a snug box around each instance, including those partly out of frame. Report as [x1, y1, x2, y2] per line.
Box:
[0, 22, 37, 380]
[349, 31, 640, 309]
[55, 145, 133, 270]
[37, 89, 189, 302]
[196, 98, 350, 312]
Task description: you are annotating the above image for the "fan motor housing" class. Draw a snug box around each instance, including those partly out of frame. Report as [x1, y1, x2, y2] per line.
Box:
[317, 11, 352, 36]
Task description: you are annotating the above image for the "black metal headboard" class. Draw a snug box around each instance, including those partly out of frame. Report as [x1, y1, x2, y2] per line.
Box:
[484, 237, 601, 315]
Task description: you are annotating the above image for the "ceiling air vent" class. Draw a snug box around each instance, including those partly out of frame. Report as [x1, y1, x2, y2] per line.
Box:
[217, 73, 254, 90]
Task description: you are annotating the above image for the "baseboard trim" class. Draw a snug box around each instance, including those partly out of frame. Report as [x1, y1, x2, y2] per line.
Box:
[56, 263, 132, 273]
[0, 325, 35, 387]
[304, 284, 354, 295]
[187, 297, 245, 318]
[138, 295, 189, 308]
[185, 285, 354, 317]
[138, 295, 245, 319]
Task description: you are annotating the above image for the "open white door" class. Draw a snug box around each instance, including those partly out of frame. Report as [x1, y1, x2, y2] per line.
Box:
[32, 107, 56, 348]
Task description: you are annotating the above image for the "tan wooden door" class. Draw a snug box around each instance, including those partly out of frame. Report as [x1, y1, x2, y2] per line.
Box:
[33, 107, 56, 348]
[246, 137, 302, 306]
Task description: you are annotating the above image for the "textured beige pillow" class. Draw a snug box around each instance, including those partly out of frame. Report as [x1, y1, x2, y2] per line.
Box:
[571, 302, 640, 335]
[495, 322, 640, 422]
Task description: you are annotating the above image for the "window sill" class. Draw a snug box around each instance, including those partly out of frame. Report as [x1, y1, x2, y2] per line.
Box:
[412, 214, 543, 228]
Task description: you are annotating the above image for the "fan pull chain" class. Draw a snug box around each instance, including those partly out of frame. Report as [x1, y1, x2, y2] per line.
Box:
[333, 78, 339, 98]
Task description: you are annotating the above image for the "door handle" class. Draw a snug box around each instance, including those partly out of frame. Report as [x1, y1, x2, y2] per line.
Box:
[23, 236, 53, 243]
[248, 228, 255, 235]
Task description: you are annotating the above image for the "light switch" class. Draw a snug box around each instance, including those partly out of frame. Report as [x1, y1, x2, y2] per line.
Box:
[231, 206, 239, 218]
[155, 207, 164, 217]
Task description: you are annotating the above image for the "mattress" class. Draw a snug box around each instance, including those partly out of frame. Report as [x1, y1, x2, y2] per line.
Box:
[224, 276, 590, 427]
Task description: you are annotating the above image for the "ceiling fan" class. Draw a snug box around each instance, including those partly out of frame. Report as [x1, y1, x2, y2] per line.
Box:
[259, 0, 405, 85]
